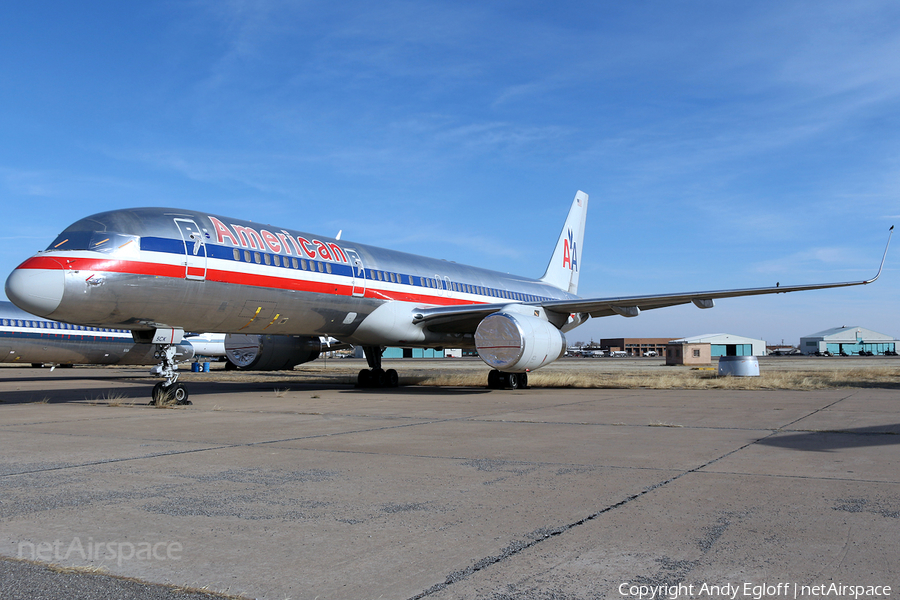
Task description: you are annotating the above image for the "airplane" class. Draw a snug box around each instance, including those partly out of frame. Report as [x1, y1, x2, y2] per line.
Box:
[4, 191, 892, 404]
[0, 300, 347, 375]
[0, 300, 198, 368]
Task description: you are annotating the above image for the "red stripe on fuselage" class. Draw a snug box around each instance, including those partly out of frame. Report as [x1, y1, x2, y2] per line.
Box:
[14, 255, 487, 307]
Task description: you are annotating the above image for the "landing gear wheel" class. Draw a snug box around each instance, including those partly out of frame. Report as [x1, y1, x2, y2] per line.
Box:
[150, 382, 192, 405]
[487, 371, 528, 390]
[171, 383, 191, 405]
[487, 370, 501, 389]
[505, 372, 520, 389]
[356, 368, 400, 388]
[385, 369, 399, 388]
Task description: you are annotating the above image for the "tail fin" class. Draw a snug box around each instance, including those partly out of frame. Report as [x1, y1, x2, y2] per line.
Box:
[540, 190, 588, 295]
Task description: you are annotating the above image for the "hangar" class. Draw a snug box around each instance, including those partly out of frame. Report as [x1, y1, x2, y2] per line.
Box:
[800, 326, 897, 356]
[351, 347, 446, 359]
[669, 333, 766, 357]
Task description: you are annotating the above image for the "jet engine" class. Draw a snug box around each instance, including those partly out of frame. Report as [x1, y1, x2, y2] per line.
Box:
[474, 312, 566, 372]
[224, 334, 321, 371]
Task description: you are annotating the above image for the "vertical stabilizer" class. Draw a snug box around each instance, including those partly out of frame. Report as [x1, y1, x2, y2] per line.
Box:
[540, 191, 588, 295]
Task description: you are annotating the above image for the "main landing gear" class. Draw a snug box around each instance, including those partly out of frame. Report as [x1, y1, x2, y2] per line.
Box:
[149, 344, 192, 406]
[357, 346, 399, 388]
[487, 370, 529, 390]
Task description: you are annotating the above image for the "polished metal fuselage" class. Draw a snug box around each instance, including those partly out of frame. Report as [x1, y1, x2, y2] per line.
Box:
[12, 208, 579, 348]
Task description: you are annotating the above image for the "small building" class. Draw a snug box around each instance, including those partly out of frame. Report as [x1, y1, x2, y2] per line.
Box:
[669, 333, 766, 357]
[665, 342, 711, 366]
[598, 338, 679, 357]
[800, 326, 898, 356]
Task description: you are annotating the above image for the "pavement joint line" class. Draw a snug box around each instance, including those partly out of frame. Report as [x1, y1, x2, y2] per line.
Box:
[408, 422, 791, 599]
[0, 416, 467, 478]
[773, 391, 859, 431]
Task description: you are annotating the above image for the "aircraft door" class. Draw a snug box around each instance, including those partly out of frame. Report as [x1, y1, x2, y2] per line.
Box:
[174, 219, 208, 281]
[344, 249, 366, 297]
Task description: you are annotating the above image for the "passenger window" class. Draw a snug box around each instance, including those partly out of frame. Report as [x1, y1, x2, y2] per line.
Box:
[326, 263, 332, 274]
[292, 258, 298, 269]
[264, 254, 271, 266]
[244, 250, 251, 262]
[233, 249, 241, 261]
[254, 252, 261, 264]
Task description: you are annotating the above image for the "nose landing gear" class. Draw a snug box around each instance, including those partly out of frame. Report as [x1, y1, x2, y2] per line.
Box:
[149, 344, 192, 406]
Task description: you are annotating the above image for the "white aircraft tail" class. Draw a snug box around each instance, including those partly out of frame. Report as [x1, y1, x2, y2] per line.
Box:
[540, 190, 588, 295]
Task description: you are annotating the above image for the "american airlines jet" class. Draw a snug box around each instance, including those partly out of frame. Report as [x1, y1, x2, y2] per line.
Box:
[4, 192, 891, 403]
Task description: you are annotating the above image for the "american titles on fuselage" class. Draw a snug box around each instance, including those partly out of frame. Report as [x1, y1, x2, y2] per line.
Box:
[208, 216, 348, 263]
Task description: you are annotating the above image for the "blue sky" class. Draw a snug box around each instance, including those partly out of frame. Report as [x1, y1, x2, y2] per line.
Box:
[1, 1, 898, 345]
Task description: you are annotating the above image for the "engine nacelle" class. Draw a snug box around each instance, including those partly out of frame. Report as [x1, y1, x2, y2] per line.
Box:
[474, 312, 566, 373]
[224, 334, 321, 371]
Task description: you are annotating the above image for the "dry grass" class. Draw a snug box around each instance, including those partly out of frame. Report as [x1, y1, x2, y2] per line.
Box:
[104, 392, 133, 407]
[417, 366, 900, 390]
[85, 392, 134, 407]
[48, 563, 109, 575]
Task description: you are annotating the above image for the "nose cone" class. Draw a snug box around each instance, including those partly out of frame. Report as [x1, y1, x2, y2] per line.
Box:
[5, 260, 65, 317]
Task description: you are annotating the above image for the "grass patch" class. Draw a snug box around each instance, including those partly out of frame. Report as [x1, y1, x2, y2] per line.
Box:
[417, 366, 900, 390]
[104, 392, 133, 407]
[48, 563, 109, 575]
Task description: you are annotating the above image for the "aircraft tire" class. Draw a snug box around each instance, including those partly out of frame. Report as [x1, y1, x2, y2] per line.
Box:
[171, 384, 191, 405]
[506, 372, 520, 389]
[385, 369, 399, 388]
[358, 369, 371, 388]
[487, 370, 501, 389]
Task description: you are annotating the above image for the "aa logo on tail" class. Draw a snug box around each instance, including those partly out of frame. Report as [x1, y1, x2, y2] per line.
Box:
[562, 228, 578, 271]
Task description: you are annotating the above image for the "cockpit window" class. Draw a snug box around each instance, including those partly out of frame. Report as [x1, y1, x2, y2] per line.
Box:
[48, 231, 93, 251]
[47, 232, 139, 255]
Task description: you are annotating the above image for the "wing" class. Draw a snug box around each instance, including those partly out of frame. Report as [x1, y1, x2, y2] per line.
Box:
[414, 226, 892, 332]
